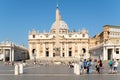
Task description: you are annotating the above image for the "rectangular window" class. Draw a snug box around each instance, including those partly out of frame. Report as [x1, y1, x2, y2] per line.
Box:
[33, 35, 35, 38]
[62, 53, 65, 57]
[53, 53, 55, 57]
[46, 51, 49, 57]
[82, 34, 85, 37]
[116, 48, 119, 54]
[69, 51, 72, 57]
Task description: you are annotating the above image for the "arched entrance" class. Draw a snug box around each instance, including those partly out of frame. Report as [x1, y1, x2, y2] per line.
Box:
[32, 49, 36, 56]
[32, 49, 36, 61]
[82, 48, 86, 59]
[82, 48, 86, 53]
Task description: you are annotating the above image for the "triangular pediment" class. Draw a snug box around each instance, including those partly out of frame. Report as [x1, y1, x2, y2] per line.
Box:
[105, 39, 113, 45]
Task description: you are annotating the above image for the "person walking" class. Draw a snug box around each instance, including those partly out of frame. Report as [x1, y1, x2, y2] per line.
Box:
[79, 60, 83, 75]
[99, 60, 103, 74]
[109, 59, 114, 73]
[83, 59, 87, 73]
[87, 59, 93, 74]
[113, 60, 118, 73]
[96, 60, 100, 74]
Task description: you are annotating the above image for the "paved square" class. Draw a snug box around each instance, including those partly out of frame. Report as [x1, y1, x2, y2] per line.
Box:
[0, 61, 120, 80]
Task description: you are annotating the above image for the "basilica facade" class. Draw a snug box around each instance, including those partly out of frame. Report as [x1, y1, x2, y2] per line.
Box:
[28, 6, 89, 62]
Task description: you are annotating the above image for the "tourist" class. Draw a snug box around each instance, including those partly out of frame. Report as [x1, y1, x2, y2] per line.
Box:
[79, 60, 83, 75]
[96, 60, 100, 74]
[83, 59, 87, 73]
[99, 60, 103, 74]
[87, 59, 93, 74]
[109, 59, 114, 73]
[113, 60, 118, 73]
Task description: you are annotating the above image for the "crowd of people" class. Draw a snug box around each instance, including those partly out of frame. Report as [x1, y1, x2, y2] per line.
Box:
[109, 59, 118, 74]
[76, 59, 119, 75]
[79, 59, 94, 74]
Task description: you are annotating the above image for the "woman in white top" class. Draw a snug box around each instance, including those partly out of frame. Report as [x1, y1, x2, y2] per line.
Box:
[113, 60, 118, 73]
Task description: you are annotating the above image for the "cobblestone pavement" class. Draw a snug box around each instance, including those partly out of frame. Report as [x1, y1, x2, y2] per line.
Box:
[0, 61, 120, 80]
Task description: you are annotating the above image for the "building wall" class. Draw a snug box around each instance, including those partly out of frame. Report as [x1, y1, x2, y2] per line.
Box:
[0, 41, 29, 62]
[28, 6, 89, 61]
[28, 31, 89, 61]
[89, 25, 120, 60]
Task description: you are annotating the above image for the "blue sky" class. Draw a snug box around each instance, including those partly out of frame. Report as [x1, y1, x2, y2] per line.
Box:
[0, 0, 120, 47]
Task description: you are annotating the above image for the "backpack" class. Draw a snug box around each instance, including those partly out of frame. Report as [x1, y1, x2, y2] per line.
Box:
[83, 61, 87, 67]
[109, 61, 113, 65]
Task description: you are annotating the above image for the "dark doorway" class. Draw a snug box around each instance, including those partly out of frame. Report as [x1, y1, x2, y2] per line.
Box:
[5, 50, 10, 61]
[62, 53, 65, 57]
[108, 49, 112, 60]
[32, 49, 36, 55]
[69, 51, 72, 57]
[46, 51, 49, 57]
[82, 48, 86, 53]
[53, 53, 55, 57]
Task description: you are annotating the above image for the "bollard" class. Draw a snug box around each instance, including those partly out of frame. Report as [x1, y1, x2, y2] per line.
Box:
[76, 64, 80, 75]
[19, 63, 23, 74]
[14, 64, 19, 75]
[74, 63, 77, 74]
[74, 63, 80, 75]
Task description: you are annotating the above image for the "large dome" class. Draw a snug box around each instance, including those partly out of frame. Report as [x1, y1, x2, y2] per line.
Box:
[51, 20, 69, 30]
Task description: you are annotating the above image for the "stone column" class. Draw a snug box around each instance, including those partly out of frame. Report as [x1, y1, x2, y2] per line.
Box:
[10, 48, 15, 62]
[103, 47, 105, 60]
[113, 47, 116, 59]
[72, 43, 75, 57]
[60, 43, 63, 57]
[11, 48, 14, 62]
[28, 44, 33, 60]
[43, 43, 45, 57]
[65, 43, 67, 58]
[49, 43, 53, 58]
[3, 49, 5, 61]
[36, 44, 39, 59]
[106, 48, 108, 60]
[9, 48, 12, 62]
[103, 46, 107, 60]
[65, 42, 68, 57]
[78, 43, 80, 58]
